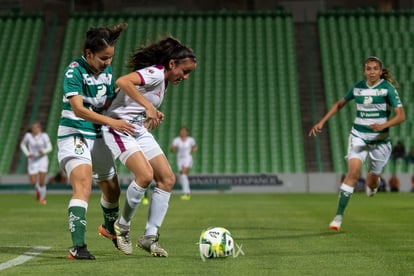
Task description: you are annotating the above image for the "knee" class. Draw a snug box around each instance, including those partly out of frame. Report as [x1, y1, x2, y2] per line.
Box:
[157, 173, 176, 192]
[135, 170, 154, 187]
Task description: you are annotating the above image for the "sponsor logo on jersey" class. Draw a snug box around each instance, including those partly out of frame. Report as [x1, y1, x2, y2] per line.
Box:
[147, 69, 154, 74]
[69, 61, 79, 68]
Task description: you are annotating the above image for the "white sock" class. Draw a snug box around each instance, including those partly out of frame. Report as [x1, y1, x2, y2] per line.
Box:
[38, 185, 46, 200]
[120, 181, 146, 226]
[145, 187, 170, 236]
[181, 174, 190, 194]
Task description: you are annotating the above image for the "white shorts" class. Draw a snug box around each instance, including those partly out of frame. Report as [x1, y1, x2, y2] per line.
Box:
[177, 156, 193, 171]
[27, 155, 49, 174]
[103, 126, 163, 164]
[346, 134, 392, 175]
[57, 136, 116, 181]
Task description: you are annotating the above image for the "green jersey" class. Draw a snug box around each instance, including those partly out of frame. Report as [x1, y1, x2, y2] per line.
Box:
[57, 57, 115, 139]
[344, 79, 403, 144]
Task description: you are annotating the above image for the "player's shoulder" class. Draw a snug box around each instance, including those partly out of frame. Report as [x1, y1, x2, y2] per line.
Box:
[140, 65, 164, 76]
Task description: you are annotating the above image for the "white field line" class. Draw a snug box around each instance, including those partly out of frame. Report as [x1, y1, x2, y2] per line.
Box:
[0, 246, 51, 271]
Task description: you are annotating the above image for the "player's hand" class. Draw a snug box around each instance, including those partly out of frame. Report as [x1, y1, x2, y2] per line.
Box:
[309, 122, 324, 137]
[144, 106, 163, 131]
[370, 123, 384, 132]
[109, 119, 135, 135]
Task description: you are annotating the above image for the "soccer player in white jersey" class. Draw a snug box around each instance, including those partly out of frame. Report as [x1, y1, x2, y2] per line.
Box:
[309, 56, 405, 231]
[103, 36, 197, 256]
[57, 23, 135, 260]
[20, 122, 52, 204]
[170, 127, 198, 200]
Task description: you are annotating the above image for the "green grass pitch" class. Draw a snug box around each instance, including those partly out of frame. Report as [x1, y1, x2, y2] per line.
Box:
[1, 192, 414, 275]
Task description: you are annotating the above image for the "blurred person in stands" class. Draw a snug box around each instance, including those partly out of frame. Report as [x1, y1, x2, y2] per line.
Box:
[20, 121, 52, 205]
[391, 140, 405, 163]
[309, 56, 405, 231]
[170, 126, 198, 200]
[103, 36, 197, 257]
[388, 173, 400, 192]
[57, 23, 135, 260]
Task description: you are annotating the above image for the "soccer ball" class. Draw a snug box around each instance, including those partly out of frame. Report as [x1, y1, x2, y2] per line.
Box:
[199, 227, 234, 258]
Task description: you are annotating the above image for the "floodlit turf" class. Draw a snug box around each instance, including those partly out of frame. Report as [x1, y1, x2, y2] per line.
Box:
[1, 192, 414, 275]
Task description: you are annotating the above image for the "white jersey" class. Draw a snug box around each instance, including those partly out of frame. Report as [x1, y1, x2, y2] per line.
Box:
[107, 65, 167, 134]
[172, 137, 196, 159]
[20, 132, 52, 159]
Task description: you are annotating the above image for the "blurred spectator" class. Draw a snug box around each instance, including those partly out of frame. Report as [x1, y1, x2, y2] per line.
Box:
[411, 175, 414, 192]
[391, 140, 406, 162]
[388, 173, 400, 192]
[355, 175, 366, 192]
[47, 170, 67, 185]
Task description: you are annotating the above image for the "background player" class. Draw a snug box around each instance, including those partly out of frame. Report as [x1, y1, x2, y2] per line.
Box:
[170, 126, 198, 200]
[20, 121, 52, 204]
[309, 56, 405, 231]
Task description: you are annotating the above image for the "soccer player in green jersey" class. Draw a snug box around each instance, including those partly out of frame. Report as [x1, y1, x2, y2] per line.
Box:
[309, 56, 406, 231]
[57, 23, 135, 260]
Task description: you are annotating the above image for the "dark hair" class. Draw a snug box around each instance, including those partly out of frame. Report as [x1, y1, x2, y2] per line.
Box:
[83, 23, 128, 55]
[128, 36, 196, 71]
[364, 56, 398, 87]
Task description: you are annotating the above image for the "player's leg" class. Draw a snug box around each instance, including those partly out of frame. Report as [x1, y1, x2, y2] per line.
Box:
[330, 135, 366, 231]
[37, 157, 49, 204]
[180, 166, 191, 200]
[92, 138, 120, 249]
[365, 142, 392, 196]
[137, 152, 175, 257]
[58, 137, 95, 260]
[28, 160, 40, 201]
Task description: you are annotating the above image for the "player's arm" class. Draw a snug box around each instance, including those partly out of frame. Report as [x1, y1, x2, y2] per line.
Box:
[69, 95, 135, 135]
[116, 72, 162, 130]
[308, 98, 347, 137]
[191, 144, 198, 154]
[370, 106, 405, 132]
[20, 136, 31, 157]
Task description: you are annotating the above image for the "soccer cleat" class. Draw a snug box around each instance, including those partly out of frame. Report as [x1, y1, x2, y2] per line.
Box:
[329, 215, 342, 231]
[137, 234, 168, 257]
[39, 199, 47, 205]
[35, 191, 40, 201]
[68, 244, 96, 260]
[366, 185, 378, 197]
[98, 224, 118, 249]
[114, 219, 132, 254]
[180, 194, 191, 201]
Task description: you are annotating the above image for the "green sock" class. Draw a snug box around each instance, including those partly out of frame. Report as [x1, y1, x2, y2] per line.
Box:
[68, 206, 87, 247]
[101, 205, 119, 234]
[335, 184, 354, 216]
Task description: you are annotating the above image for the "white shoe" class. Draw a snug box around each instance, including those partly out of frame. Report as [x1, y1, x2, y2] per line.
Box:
[114, 219, 133, 254]
[137, 234, 168, 257]
[366, 186, 378, 197]
[329, 215, 342, 231]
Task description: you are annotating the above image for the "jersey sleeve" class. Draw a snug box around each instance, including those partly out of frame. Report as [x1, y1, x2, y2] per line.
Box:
[343, 87, 355, 101]
[387, 86, 403, 108]
[42, 133, 53, 154]
[20, 133, 30, 156]
[137, 67, 164, 88]
[63, 62, 84, 99]
[172, 137, 179, 147]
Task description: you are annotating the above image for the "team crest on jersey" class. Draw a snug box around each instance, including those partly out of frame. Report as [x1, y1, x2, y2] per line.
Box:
[363, 96, 373, 105]
[74, 141, 85, 155]
[69, 61, 79, 68]
[147, 69, 154, 74]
